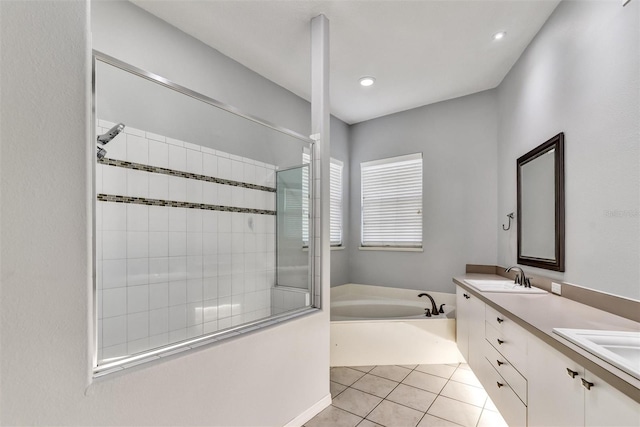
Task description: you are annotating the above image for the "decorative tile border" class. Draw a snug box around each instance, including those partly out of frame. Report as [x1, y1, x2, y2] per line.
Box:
[97, 194, 276, 215]
[98, 157, 276, 193]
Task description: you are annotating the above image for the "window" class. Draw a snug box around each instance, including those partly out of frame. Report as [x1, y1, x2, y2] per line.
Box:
[360, 153, 423, 248]
[303, 152, 343, 246]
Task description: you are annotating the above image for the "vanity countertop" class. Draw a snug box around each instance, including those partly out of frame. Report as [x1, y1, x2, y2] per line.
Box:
[453, 273, 640, 403]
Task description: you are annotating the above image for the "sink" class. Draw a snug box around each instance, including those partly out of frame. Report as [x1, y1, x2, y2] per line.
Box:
[553, 328, 640, 380]
[464, 279, 548, 294]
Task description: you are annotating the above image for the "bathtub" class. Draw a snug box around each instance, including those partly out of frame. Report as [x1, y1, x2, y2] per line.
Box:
[330, 284, 465, 367]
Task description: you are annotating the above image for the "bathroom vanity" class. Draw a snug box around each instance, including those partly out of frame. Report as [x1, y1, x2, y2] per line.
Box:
[454, 273, 640, 427]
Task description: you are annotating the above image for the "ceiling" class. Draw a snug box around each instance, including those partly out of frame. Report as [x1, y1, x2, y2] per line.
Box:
[131, 0, 560, 124]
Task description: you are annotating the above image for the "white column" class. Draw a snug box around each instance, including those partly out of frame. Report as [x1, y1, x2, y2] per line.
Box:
[311, 14, 330, 309]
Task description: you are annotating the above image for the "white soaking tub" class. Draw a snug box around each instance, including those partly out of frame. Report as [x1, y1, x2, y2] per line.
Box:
[330, 284, 464, 367]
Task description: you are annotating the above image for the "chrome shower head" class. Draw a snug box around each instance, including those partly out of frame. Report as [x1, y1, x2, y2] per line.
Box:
[97, 123, 125, 145]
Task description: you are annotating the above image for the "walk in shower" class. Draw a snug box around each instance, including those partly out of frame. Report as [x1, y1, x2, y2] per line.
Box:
[93, 52, 316, 372]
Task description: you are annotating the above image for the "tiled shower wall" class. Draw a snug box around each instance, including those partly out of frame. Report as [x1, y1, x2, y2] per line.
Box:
[96, 120, 276, 361]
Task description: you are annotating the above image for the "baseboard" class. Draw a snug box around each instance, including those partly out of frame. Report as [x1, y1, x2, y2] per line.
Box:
[283, 393, 332, 427]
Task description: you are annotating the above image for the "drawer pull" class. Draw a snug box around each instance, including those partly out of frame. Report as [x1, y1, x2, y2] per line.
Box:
[463, 293, 470, 299]
[497, 382, 504, 388]
[497, 360, 504, 366]
[497, 338, 504, 345]
[581, 378, 594, 390]
[566, 368, 578, 379]
[496, 317, 504, 323]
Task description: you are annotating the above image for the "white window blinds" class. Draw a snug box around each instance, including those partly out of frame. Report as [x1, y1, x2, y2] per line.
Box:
[302, 153, 343, 246]
[361, 153, 423, 248]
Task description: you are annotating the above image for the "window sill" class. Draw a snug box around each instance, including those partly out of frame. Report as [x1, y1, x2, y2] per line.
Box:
[359, 246, 423, 252]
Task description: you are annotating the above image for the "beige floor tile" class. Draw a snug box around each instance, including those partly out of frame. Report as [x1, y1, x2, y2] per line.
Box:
[477, 409, 509, 427]
[352, 373, 399, 398]
[484, 396, 498, 412]
[331, 367, 366, 386]
[306, 405, 362, 427]
[449, 368, 482, 388]
[439, 380, 487, 407]
[352, 366, 376, 373]
[332, 388, 383, 417]
[386, 383, 438, 412]
[402, 371, 448, 394]
[366, 400, 424, 427]
[457, 363, 471, 371]
[357, 419, 384, 427]
[415, 364, 457, 379]
[427, 396, 482, 427]
[370, 365, 413, 382]
[331, 381, 348, 398]
[417, 413, 463, 427]
[399, 364, 418, 369]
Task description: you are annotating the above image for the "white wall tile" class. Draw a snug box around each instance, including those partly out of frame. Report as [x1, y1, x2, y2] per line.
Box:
[148, 206, 169, 232]
[102, 202, 127, 231]
[218, 254, 232, 276]
[203, 277, 218, 301]
[169, 281, 187, 306]
[168, 232, 187, 257]
[218, 296, 232, 319]
[183, 141, 200, 151]
[232, 294, 244, 315]
[232, 214, 245, 233]
[148, 174, 169, 200]
[149, 257, 169, 284]
[202, 153, 217, 177]
[218, 157, 231, 180]
[231, 187, 243, 207]
[231, 160, 244, 182]
[202, 211, 218, 233]
[165, 137, 183, 147]
[104, 134, 127, 161]
[187, 302, 203, 327]
[149, 232, 169, 258]
[149, 308, 169, 336]
[127, 204, 148, 231]
[187, 256, 203, 280]
[218, 233, 232, 254]
[218, 276, 232, 298]
[187, 233, 203, 256]
[102, 230, 126, 260]
[148, 139, 169, 168]
[169, 329, 187, 342]
[146, 131, 166, 143]
[202, 233, 217, 256]
[127, 312, 149, 342]
[127, 258, 148, 286]
[127, 285, 149, 314]
[218, 317, 232, 330]
[102, 165, 127, 195]
[168, 144, 186, 172]
[187, 324, 203, 339]
[244, 162, 256, 185]
[102, 259, 127, 289]
[102, 315, 127, 347]
[168, 257, 187, 282]
[126, 232, 148, 260]
[102, 287, 127, 318]
[168, 176, 187, 202]
[168, 208, 186, 232]
[124, 126, 145, 137]
[203, 255, 217, 277]
[186, 209, 202, 233]
[168, 304, 187, 331]
[218, 212, 232, 232]
[186, 149, 202, 174]
[187, 278, 203, 303]
[127, 169, 149, 198]
[203, 305, 218, 325]
[218, 185, 231, 206]
[186, 180, 202, 203]
[126, 134, 148, 164]
[149, 333, 169, 349]
[231, 233, 244, 254]
[149, 282, 169, 310]
[202, 182, 218, 205]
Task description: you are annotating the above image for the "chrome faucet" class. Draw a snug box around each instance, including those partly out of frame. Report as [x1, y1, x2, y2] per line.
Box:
[505, 266, 531, 288]
[418, 293, 441, 316]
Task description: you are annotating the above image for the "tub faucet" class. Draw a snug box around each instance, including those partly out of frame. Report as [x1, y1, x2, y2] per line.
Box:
[418, 293, 439, 316]
[505, 266, 531, 288]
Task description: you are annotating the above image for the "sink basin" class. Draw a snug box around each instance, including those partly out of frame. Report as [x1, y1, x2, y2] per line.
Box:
[553, 328, 640, 380]
[464, 279, 548, 294]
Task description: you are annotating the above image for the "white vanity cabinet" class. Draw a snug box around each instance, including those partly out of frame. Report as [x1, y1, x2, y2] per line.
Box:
[455, 286, 485, 371]
[528, 333, 639, 427]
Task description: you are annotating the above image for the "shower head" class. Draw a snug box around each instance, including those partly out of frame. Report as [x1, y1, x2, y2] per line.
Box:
[97, 123, 125, 145]
[97, 146, 107, 160]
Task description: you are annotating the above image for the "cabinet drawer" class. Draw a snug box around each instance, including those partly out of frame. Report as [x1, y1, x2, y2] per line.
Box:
[486, 321, 527, 371]
[484, 339, 527, 404]
[477, 357, 527, 427]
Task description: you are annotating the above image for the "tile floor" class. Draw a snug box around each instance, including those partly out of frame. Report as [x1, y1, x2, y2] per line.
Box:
[306, 363, 508, 427]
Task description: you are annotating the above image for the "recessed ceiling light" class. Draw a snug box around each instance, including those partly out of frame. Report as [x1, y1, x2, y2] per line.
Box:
[493, 31, 507, 41]
[359, 76, 376, 87]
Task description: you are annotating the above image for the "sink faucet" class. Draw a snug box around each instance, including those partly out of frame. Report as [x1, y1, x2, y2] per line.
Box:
[418, 293, 440, 316]
[505, 266, 531, 288]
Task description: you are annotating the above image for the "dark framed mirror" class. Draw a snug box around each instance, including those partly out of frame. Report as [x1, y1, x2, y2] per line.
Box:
[517, 132, 565, 271]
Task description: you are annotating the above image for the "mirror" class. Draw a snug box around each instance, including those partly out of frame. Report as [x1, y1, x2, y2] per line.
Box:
[517, 133, 565, 271]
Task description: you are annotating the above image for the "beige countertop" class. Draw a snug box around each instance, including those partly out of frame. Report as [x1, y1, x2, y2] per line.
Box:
[453, 273, 640, 403]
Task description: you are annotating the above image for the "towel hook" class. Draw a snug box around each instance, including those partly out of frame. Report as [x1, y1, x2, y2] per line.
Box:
[502, 212, 514, 231]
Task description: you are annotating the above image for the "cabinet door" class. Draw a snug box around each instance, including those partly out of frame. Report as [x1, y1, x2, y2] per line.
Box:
[466, 293, 485, 371]
[584, 370, 640, 427]
[527, 334, 584, 427]
[456, 286, 470, 361]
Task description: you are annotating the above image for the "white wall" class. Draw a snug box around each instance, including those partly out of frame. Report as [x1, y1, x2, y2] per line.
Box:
[347, 90, 499, 293]
[0, 1, 330, 425]
[330, 116, 351, 286]
[497, 0, 640, 300]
